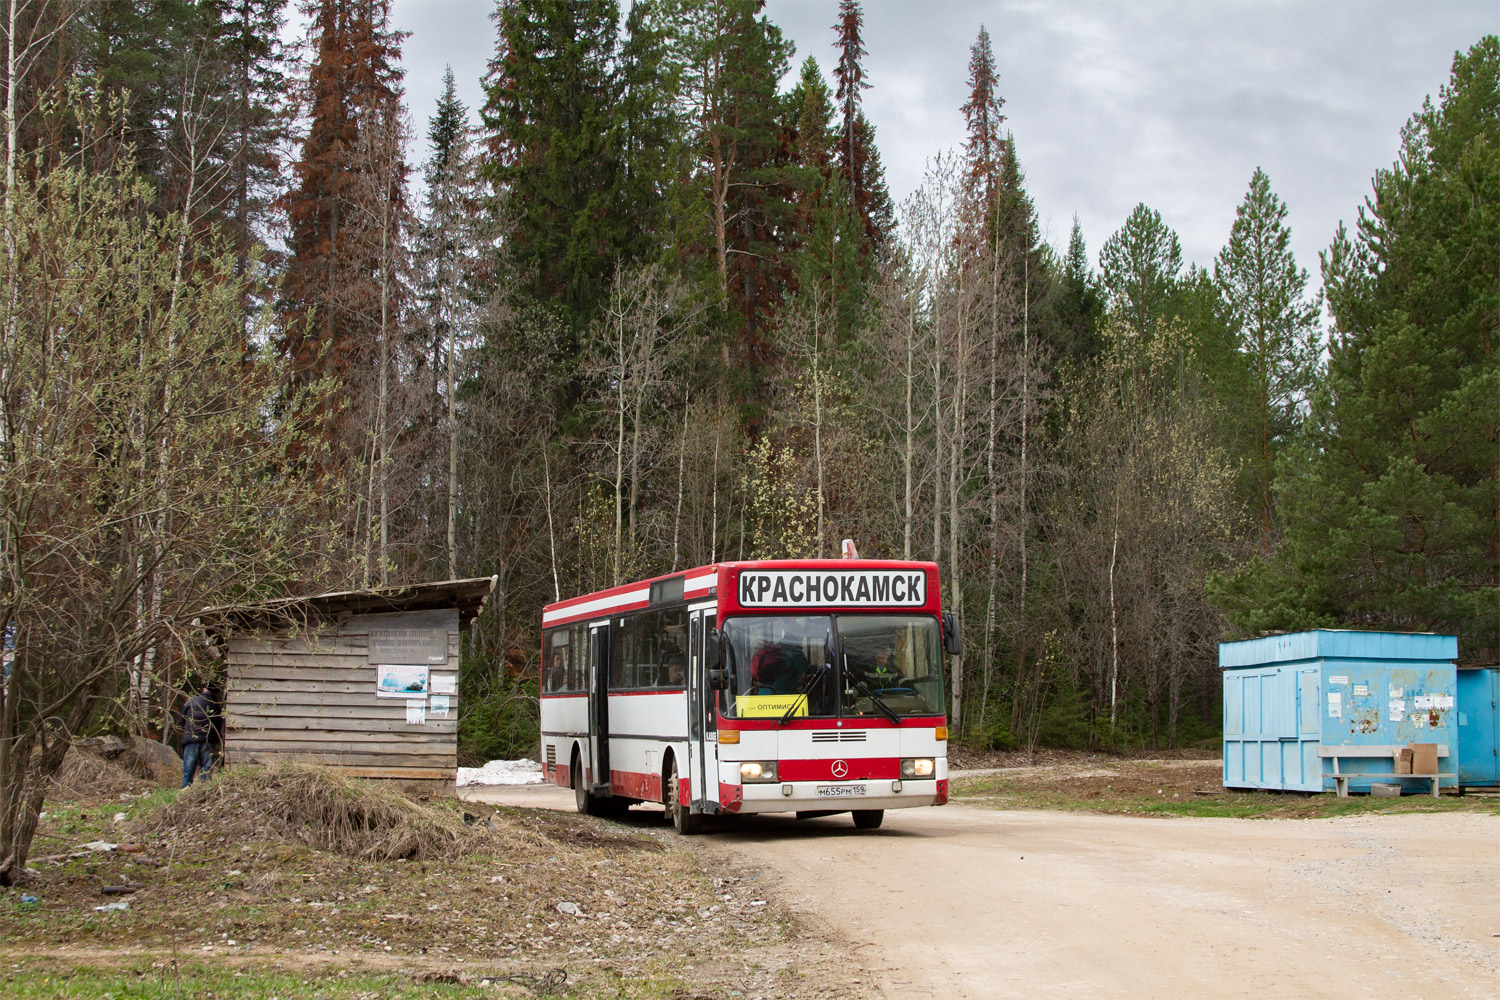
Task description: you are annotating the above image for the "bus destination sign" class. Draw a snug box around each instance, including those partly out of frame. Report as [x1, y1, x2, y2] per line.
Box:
[737, 569, 926, 608]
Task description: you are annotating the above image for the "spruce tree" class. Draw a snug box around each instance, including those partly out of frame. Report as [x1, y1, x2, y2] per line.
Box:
[278, 0, 407, 388]
[481, 0, 625, 331]
[961, 26, 1005, 203]
[1214, 167, 1321, 547]
[830, 0, 892, 262]
[1048, 214, 1104, 362]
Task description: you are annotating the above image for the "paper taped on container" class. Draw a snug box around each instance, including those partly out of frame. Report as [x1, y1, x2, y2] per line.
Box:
[1389, 699, 1406, 722]
[1329, 675, 1349, 685]
[1327, 692, 1342, 718]
[1353, 684, 1369, 696]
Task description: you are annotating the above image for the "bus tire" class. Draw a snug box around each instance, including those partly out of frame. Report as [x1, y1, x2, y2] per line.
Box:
[572, 749, 602, 816]
[852, 809, 884, 829]
[666, 759, 703, 835]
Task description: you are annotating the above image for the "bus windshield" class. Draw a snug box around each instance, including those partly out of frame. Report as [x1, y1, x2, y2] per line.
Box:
[721, 614, 943, 720]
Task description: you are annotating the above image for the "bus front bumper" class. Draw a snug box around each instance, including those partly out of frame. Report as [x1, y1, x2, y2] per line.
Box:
[724, 777, 945, 813]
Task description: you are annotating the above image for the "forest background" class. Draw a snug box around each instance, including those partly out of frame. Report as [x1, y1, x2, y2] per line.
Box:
[0, 0, 1494, 795]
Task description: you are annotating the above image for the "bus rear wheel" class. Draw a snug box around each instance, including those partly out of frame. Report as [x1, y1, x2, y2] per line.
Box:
[666, 759, 703, 835]
[852, 809, 884, 829]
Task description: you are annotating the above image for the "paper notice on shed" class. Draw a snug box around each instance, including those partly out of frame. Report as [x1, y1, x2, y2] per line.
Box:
[431, 673, 456, 695]
[405, 701, 426, 725]
[1327, 692, 1342, 718]
[429, 695, 450, 717]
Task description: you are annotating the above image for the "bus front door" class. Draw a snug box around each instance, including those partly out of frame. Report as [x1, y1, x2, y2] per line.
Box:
[687, 604, 719, 815]
[587, 622, 611, 794]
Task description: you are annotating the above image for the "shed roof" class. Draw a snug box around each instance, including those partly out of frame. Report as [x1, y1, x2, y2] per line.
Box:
[205, 576, 497, 631]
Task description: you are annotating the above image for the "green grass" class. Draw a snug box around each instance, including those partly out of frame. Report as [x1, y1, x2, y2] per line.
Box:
[0, 960, 706, 999]
[951, 774, 1500, 820]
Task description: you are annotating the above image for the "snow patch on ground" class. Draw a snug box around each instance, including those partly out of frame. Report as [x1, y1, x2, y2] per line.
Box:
[457, 758, 545, 787]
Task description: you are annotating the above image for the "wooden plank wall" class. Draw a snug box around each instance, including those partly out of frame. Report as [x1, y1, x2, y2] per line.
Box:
[226, 609, 460, 781]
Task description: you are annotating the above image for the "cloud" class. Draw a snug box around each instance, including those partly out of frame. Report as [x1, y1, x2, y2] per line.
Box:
[388, 0, 1495, 289]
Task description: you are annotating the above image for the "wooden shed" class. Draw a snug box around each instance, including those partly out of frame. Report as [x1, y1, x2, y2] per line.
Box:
[216, 577, 495, 785]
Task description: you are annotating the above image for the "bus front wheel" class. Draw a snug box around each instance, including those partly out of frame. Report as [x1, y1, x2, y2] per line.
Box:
[666, 759, 703, 835]
[572, 750, 601, 816]
[852, 809, 884, 829]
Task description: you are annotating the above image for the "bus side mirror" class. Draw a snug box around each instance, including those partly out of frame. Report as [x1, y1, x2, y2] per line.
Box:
[706, 629, 721, 670]
[942, 612, 962, 657]
[709, 668, 729, 690]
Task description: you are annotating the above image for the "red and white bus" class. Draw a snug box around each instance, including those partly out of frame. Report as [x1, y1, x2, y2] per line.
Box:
[539, 558, 958, 833]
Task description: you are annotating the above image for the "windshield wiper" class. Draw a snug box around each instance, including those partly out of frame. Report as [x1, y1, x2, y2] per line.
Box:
[779, 664, 828, 726]
[843, 654, 901, 724]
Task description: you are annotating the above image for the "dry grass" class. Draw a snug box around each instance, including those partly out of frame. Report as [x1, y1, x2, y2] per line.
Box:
[48, 751, 155, 801]
[132, 760, 505, 861]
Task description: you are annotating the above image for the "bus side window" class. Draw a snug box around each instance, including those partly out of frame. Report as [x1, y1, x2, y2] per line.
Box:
[611, 616, 633, 689]
[544, 629, 567, 693]
[660, 606, 686, 689]
[570, 623, 586, 691]
[639, 612, 661, 688]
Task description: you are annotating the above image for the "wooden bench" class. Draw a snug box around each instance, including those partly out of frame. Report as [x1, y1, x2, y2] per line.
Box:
[1316, 745, 1453, 798]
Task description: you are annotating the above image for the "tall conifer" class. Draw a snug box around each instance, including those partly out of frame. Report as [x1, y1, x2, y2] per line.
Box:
[481, 0, 624, 331]
[830, 0, 891, 261]
[278, 0, 407, 389]
[961, 26, 1005, 203]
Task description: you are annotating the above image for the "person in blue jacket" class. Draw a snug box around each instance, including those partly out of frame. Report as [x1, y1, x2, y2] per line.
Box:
[179, 684, 216, 787]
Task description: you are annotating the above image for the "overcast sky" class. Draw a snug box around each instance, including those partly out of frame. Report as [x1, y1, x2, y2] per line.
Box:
[390, 0, 1495, 288]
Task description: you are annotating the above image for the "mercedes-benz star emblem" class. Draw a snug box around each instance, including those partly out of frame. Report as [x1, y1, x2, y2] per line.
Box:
[831, 760, 849, 779]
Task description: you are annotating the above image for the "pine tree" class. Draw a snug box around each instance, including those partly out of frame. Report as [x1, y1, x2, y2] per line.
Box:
[1214, 167, 1321, 547]
[961, 26, 1005, 203]
[1099, 203, 1183, 339]
[1213, 36, 1499, 660]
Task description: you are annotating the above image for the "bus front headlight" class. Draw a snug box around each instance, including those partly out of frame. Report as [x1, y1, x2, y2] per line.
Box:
[901, 758, 934, 778]
[739, 761, 778, 783]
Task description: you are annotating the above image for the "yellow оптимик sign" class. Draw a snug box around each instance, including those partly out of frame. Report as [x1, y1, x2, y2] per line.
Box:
[735, 694, 808, 718]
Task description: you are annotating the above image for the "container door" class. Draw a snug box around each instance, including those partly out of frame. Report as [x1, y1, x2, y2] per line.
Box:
[687, 602, 719, 813]
[588, 622, 611, 793]
[1457, 668, 1500, 787]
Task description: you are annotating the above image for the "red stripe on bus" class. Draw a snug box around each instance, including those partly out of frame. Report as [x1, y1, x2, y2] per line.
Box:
[610, 769, 662, 802]
[721, 715, 946, 731]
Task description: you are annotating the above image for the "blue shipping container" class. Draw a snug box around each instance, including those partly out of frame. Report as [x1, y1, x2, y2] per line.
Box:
[1455, 667, 1499, 789]
[1221, 630, 1459, 794]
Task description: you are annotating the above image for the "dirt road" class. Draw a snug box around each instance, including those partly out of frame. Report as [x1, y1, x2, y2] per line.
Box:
[463, 784, 1500, 1000]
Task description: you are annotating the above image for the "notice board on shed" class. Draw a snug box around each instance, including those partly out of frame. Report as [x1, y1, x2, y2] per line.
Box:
[225, 608, 461, 781]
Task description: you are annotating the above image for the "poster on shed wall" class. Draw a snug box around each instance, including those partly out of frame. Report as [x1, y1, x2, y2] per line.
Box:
[376, 664, 430, 698]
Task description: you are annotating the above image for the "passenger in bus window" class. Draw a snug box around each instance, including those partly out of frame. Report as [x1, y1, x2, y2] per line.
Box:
[662, 633, 686, 688]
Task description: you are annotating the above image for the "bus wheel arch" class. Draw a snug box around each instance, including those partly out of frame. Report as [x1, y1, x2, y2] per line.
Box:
[659, 748, 676, 807]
